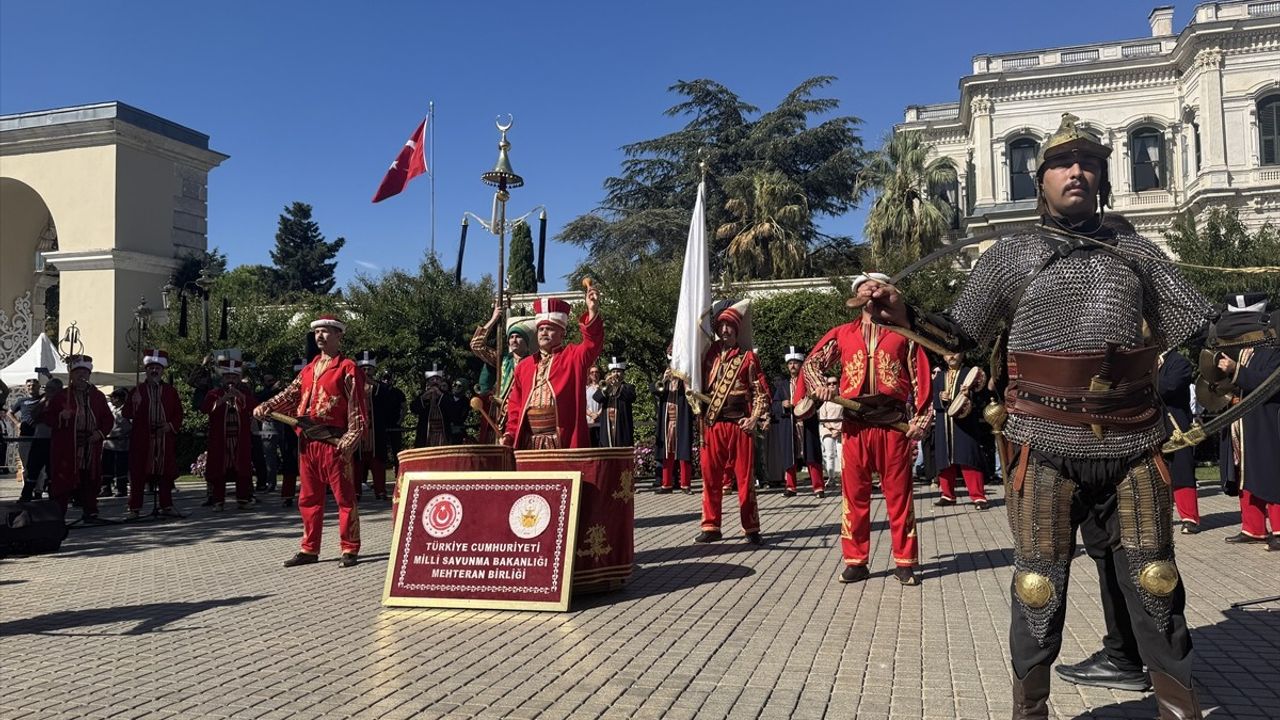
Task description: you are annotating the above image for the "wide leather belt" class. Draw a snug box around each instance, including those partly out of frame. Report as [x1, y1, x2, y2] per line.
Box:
[1006, 347, 1161, 431]
[526, 405, 558, 434]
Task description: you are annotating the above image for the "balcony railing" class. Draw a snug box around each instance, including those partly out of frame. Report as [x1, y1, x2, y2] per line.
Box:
[1121, 42, 1162, 58]
[1248, 2, 1280, 17]
[1061, 49, 1100, 64]
[1001, 56, 1041, 71]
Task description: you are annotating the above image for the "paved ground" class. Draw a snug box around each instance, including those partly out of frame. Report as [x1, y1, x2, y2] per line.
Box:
[1, 473, 1276, 720]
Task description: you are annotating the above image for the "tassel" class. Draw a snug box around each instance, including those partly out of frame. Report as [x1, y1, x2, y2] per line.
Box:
[537, 210, 547, 284]
[218, 297, 229, 341]
[178, 295, 189, 338]
[455, 217, 469, 286]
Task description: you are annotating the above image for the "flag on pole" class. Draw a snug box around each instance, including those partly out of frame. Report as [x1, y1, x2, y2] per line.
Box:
[669, 180, 711, 395]
[372, 118, 429, 203]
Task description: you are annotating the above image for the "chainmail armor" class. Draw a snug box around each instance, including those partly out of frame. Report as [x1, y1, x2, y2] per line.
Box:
[1007, 461, 1076, 645]
[948, 228, 1212, 458]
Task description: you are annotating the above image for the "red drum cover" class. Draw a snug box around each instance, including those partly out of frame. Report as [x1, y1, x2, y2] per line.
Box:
[394, 445, 516, 512]
[515, 447, 635, 594]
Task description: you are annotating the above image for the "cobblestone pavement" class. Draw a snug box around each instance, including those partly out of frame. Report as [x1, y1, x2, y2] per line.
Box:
[1, 474, 1276, 719]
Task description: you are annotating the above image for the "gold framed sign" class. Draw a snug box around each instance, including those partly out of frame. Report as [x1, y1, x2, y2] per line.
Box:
[382, 471, 581, 612]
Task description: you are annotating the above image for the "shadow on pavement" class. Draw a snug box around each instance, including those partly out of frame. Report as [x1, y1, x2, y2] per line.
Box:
[917, 547, 1016, 581]
[0, 595, 271, 637]
[633, 511, 701, 529]
[573, 561, 755, 609]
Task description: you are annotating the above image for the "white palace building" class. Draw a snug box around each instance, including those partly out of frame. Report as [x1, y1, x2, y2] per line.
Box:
[897, 1, 1280, 247]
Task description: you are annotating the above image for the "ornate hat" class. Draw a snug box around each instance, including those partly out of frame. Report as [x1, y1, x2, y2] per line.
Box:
[711, 299, 753, 349]
[355, 350, 377, 368]
[67, 354, 94, 372]
[784, 345, 805, 363]
[142, 348, 169, 368]
[424, 362, 445, 380]
[1037, 113, 1111, 172]
[310, 314, 346, 332]
[607, 357, 627, 371]
[1224, 292, 1269, 314]
[506, 316, 535, 346]
[850, 272, 891, 294]
[217, 357, 244, 376]
[533, 297, 571, 329]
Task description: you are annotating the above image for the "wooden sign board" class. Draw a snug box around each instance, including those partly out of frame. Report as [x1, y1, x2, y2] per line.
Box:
[383, 471, 581, 612]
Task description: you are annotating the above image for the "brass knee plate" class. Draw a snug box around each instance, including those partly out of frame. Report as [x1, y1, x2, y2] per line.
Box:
[1015, 571, 1053, 608]
[1138, 561, 1179, 597]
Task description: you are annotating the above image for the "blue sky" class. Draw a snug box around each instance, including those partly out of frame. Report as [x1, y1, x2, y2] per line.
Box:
[2, 0, 1179, 290]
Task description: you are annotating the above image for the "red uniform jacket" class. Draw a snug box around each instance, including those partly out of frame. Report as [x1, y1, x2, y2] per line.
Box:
[202, 382, 258, 480]
[125, 380, 184, 481]
[798, 320, 932, 429]
[504, 312, 604, 449]
[700, 342, 771, 424]
[47, 385, 113, 488]
[259, 353, 367, 452]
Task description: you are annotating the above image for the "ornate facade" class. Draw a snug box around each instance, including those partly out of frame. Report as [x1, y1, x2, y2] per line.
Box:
[897, 2, 1280, 250]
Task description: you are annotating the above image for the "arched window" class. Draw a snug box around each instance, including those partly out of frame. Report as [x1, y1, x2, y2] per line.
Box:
[1131, 127, 1165, 191]
[1261, 95, 1280, 166]
[1008, 138, 1039, 201]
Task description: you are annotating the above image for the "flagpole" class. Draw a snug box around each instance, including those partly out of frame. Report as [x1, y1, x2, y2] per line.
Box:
[429, 101, 436, 257]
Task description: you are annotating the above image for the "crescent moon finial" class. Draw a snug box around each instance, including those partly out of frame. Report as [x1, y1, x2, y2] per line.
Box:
[496, 114, 514, 133]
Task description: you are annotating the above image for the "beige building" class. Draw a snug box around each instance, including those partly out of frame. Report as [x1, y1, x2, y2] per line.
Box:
[0, 102, 227, 374]
[897, 1, 1280, 250]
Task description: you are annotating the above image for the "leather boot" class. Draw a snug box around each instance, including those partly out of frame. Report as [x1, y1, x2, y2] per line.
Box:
[1150, 671, 1203, 720]
[1011, 664, 1051, 720]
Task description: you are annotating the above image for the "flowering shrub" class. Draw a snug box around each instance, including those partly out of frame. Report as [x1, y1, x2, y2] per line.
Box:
[190, 451, 208, 479]
[633, 443, 700, 480]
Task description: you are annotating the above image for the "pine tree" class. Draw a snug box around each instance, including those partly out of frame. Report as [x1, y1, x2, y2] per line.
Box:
[269, 202, 346, 296]
[507, 220, 538, 293]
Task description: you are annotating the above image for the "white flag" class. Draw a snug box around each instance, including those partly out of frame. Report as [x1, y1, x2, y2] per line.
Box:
[670, 180, 711, 394]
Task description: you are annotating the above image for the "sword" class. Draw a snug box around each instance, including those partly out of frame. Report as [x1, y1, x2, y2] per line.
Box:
[268, 411, 341, 446]
[1087, 342, 1120, 440]
[1162, 353, 1280, 453]
[808, 392, 912, 433]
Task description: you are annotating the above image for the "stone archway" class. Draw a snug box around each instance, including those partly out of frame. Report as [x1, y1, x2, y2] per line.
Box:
[0, 102, 227, 373]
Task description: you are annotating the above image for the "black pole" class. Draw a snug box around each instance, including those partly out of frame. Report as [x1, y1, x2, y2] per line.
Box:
[454, 217, 468, 286]
[218, 297, 229, 341]
[536, 211, 547, 285]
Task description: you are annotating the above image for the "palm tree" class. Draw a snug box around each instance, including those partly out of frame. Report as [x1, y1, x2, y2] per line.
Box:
[715, 170, 812, 280]
[856, 131, 958, 268]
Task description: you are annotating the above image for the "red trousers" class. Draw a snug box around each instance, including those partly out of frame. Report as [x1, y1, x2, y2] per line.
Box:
[298, 439, 361, 555]
[209, 469, 251, 504]
[841, 425, 917, 567]
[661, 459, 692, 489]
[128, 475, 173, 511]
[1240, 489, 1280, 537]
[785, 463, 825, 493]
[700, 421, 760, 534]
[52, 469, 97, 515]
[1173, 486, 1199, 525]
[280, 474, 298, 499]
[938, 463, 986, 502]
[354, 455, 387, 498]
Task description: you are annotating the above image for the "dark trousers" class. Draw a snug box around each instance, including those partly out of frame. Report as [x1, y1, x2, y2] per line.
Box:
[102, 448, 129, 493]
[1008, 454, 1193, 686]
[1078, 498, 1144, 672]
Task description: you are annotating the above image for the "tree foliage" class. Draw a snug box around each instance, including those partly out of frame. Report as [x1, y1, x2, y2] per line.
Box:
[716, 171, 811, 280]
[1163, 208, 1280, 305]
[507, 220, 538, 294]
[269, 201, 345, 296]
[857, 131, 957, 267]
[560, 76, 864, 284]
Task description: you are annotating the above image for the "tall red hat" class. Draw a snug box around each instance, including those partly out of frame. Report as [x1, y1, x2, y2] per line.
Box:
[142, 348, 169, 368]
[533, 297, 571, 329]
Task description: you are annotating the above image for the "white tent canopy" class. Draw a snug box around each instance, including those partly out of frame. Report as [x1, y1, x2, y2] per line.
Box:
[1, 334, 137, 388]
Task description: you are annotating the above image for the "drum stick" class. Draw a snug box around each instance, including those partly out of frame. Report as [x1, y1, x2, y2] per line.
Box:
[470, 396, 501, 434]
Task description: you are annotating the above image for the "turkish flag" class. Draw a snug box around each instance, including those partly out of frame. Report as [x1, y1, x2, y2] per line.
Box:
[372, 118, 428, 203]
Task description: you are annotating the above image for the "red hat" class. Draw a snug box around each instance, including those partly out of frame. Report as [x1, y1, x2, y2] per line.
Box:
[533, 297, 571, 329]
[142, 348, 169, 368]
[67, 354, 94, 372]
[310, 314, 346, 332]
[217, 358, 244, 376]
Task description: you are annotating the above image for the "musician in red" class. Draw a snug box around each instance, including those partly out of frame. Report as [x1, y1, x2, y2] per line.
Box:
[201, 356, 258, 510]
[255, 314, 367, 568]
[125, 349, 184, 518]
[802, 273, 932, 585]
[502, 287, 603, 450]
[47, 355, 113, 520]
[697, 300, 770, 545]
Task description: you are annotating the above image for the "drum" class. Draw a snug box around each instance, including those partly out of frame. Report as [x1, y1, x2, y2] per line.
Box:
[394, 444, 515, 513]
[792, 396, 818, 420]
[515, 446, 635, 594]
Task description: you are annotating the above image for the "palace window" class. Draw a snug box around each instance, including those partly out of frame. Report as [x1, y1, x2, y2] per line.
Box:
[1009, 138, 1039, 201]
[1131, 127, 1165, 191]
[1261, 95, 1280, 165]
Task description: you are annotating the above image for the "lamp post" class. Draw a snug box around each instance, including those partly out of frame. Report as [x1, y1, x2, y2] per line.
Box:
[161, 265, 216, 348]
[125, 297, 153, 384]
[459, 116, 547, 381]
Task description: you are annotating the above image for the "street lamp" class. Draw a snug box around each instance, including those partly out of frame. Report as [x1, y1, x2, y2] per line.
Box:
[161, 265, 216, 348]
[125, 297, 153, 384]
[459, 116, 547, 380]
